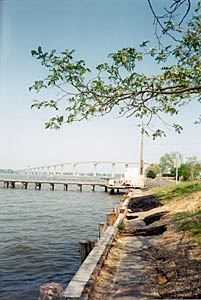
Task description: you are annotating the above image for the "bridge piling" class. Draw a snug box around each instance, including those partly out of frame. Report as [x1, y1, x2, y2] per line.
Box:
[10, 182, 15, 189]
[35, 183, 41, 190]
[50, 183, 54, 191]
[22, 182, 28, 189]
[64, 184, 68, 191]
[78, 184, 82, 192]
[4, 181, 9, 188]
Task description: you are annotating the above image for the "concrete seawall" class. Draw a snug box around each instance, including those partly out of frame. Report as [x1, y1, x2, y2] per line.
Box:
[63, 196, 131, 299]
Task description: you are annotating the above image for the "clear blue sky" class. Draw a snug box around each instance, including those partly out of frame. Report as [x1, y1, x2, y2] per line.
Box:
[0, 0, 200, 171]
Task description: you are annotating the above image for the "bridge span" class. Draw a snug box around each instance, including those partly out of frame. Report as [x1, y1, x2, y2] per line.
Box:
[17, 161, 149, 178]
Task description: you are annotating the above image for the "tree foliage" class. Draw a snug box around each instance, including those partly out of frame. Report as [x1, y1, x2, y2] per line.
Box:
[145, 163, 161, 178]
[30, 1, 201, 138]
[159, 152, 182, 174]
[171, 162, 201, 180]
[147, 0, 192, 46]
[147, 169, 157, 179]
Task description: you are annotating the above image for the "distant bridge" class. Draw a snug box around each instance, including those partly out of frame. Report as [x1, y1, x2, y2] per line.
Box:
[17, 161, 150, 178]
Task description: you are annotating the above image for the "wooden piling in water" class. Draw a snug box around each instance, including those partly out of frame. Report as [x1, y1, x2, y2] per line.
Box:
[22, 182, 28, 189]
[78, 184, 82, 192]
[4, 181, 9, 188]
[99, 223, 108, 239]
[10, 182, 15, 188]
[113, 205, 120, 218]
[50, 183, 54, 191]
[107, 212, 116, 226]
[64, 184, 68, 191]
[79, 240, 96, 263]
[35, 183, 41, 190]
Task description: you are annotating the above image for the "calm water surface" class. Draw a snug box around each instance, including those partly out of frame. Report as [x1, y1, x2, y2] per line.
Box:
[0, 175, 121, 300]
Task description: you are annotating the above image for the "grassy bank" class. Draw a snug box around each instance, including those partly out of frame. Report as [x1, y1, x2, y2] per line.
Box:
[146, 181, 201, 248]
[175, 210, 201, 248]
[148, 181, 201, 204]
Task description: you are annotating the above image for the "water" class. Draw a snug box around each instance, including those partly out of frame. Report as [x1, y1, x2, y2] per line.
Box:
[0, 175, 121, 300]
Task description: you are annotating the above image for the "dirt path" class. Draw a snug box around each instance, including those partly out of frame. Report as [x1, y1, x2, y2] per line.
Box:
[90, 192, 201, 299]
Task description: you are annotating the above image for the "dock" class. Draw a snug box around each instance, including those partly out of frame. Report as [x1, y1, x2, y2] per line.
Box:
[0, 178, 135, 193]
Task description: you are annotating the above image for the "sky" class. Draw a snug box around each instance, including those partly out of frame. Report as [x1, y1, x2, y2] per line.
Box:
[0, 0, 201, 172]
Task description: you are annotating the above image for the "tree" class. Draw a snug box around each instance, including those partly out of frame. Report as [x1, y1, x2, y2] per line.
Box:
[159, 152, 182, 174]
[186, 156, 201, 180]
[147, 0, 192, 46]
[145, 163, 160, 178]
[147, 169, 156, 179]
[30, 1, 201, 138]
[171, 156, 201, 180]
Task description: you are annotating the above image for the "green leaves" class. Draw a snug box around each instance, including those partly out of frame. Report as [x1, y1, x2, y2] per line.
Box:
[45, 115, 64, 129]
[140, 40, 150, 48]
[152, 129, 166, 140]
[31, 99, 58, 110]
[29, 3, 201, 138]
[173, 123, 183, 133]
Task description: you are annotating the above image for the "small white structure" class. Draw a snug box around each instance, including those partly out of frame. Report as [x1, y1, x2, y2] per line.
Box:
[124, 168, 144, 188]
[108, 178, 115, 185]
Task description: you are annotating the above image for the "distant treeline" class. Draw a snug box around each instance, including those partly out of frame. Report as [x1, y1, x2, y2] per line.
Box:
[0, 169, 15, 174]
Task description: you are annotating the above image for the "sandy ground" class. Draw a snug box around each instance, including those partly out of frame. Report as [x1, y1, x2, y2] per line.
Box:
[89, 191, 201, 299]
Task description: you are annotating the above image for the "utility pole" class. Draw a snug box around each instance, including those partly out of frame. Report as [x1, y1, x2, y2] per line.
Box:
[175, 153, 181, 184]
[140, 119, 144, 176]
[190, 161, 194, 181]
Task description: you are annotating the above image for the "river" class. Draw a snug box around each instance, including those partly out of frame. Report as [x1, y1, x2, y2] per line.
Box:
[0, 174, 121, 300]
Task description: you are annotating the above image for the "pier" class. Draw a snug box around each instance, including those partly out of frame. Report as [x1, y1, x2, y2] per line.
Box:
[0, 178, 135, 193]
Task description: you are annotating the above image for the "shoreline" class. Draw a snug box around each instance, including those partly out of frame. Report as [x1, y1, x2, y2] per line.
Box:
[39, 183, 201, 299]
[38, 190, 133, 300]
[89, 188, 201, 299]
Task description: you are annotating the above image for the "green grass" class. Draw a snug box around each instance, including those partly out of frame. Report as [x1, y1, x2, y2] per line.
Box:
[146, 182, 201, 248]
[175, 210, 201, 248]
[148, 182, 201, 204]
[117, 224, 124, 230]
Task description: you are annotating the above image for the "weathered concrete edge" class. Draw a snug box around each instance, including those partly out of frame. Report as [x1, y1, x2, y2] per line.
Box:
[63, 197, 130, 300]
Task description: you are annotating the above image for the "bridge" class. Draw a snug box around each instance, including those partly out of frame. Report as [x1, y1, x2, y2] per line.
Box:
[17, 161, 150, 178]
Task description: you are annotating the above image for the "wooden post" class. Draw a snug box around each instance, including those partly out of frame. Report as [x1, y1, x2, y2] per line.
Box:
[104, 186, 108, 192]
[64, 184, 68, 191]
[79, 240, 95, 263]
[22, 182, 28, 189]
[39, 282, 63, 300]
[99, 223, 108, 239]
[35, 183, 41, 190]
[107, 212, 116, 226]
[4, 181, 9, 188]
[10, 182, 15, 189]
[113, 205, 120, 218]
[78, 184, 82, 191]
[92, 184, 95, 192]
[50, 183, 54, 191]
[110, 188, 115, 194]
